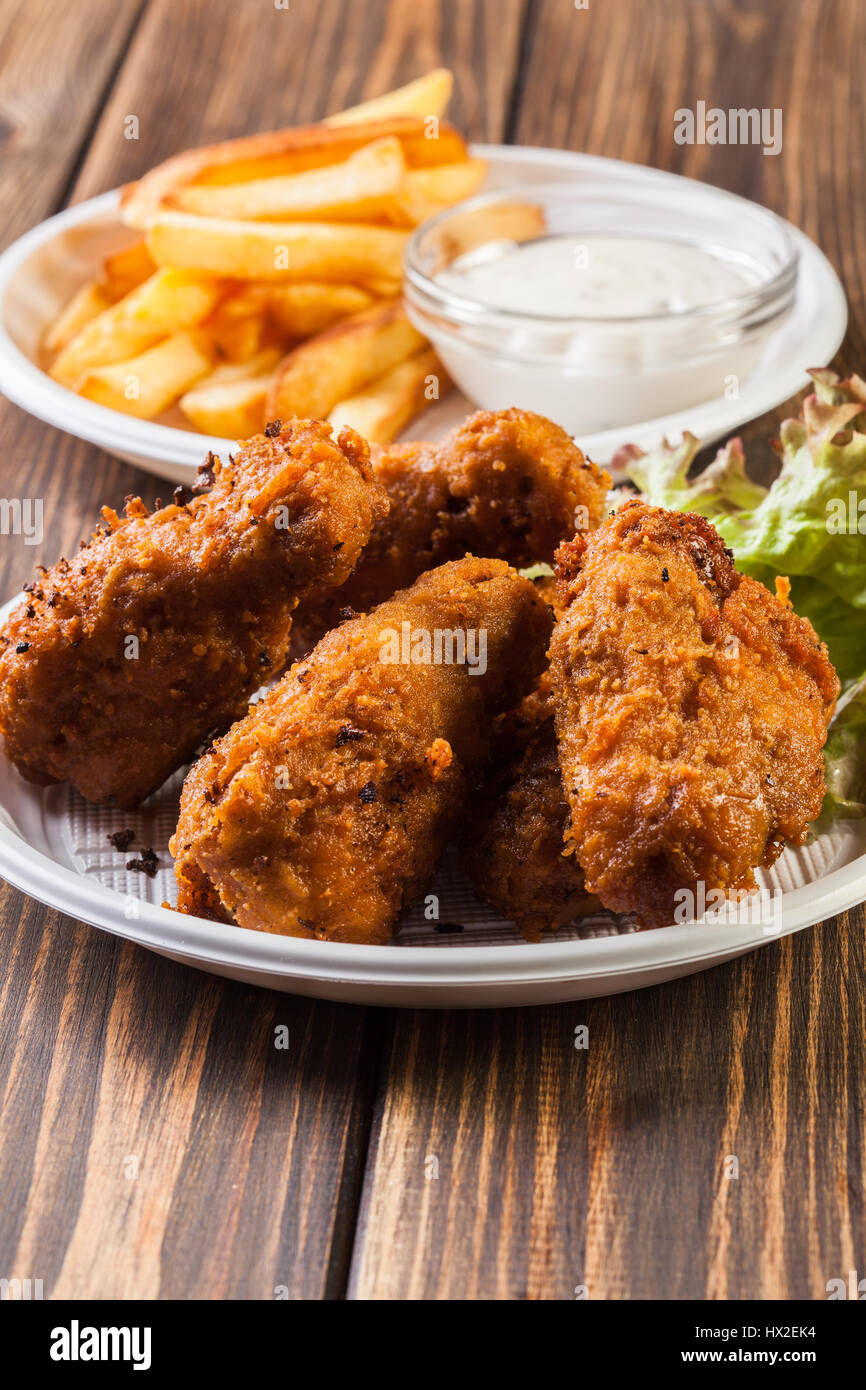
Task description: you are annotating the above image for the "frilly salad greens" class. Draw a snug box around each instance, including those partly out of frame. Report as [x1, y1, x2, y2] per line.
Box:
[615, 369, 866, 820]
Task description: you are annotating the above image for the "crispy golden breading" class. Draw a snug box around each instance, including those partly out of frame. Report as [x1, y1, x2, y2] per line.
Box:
[549, 501, 840, 928]
[293, 407, 610, 646]
[465, 689, 599, 940]
[0, 421, 387, 807]
[171, 556, 552, 943]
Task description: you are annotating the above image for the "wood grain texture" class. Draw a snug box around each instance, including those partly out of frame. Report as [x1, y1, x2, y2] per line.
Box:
[0, 0, 864, 1303]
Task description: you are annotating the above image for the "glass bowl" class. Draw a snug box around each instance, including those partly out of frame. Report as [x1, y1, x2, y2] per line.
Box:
[403, 175, 798, 437]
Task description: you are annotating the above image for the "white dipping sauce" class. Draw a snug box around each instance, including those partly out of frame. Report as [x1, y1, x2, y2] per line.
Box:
[436, 234, 756, 319]
[428, 234, 767, 434]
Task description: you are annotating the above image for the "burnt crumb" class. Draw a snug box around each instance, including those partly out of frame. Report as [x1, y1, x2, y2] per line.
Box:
[298, 917, 316, 931]
[15, 642, 29, 653]
[433, 922, 465, 934]
[766, 774, 774, 786]
[333, 541, 344, 551]
[338, 606, 357, 623]
[79, 566, 86, 575]
[635, 648, 648, 655]
[108, 828, 135, 852]
[359, 781, 378, 804]
[26, 605, 35, 619]
[173, 485, 192, 507]
[661, 567, 669, 583]
[258, 652, 271, 667]
[336, 725, 364, 746]
[296, 668, 309, 683]
[47, 593, 58, 607]
[264, 419, 283, 438]
[446, 494, 469, 515]
[126, 847, 159, 878]
[192, 452, 217, 493]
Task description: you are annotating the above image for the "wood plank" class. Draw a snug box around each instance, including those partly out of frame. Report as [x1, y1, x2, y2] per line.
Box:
[0, 0, 144, 246]
[350, 926, 866, 1300]
[0, 0, 528, 1299]
[0, 901, 377, 1299]
[349, 0, 866, 1300]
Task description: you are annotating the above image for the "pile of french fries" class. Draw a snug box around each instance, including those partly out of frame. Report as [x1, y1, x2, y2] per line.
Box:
[43, 70, 485, 443]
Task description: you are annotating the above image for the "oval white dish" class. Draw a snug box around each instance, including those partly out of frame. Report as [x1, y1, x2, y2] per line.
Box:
[0, 586, 862, 1008]
[0, 145, 848, 483]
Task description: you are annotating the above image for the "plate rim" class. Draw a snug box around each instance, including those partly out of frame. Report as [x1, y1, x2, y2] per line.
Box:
[0, 801, 864, 986]
[0, 589, 863, 987]
[0, 145, 848, 471]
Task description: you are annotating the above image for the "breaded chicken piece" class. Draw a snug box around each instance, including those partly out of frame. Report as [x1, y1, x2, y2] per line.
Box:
[549, 501, 840, 928]
[293, 407, 610, 646]
[466, 573, 597, 937]
[171, 556, 552, 943]
[0, 420, 387, 807]
[465, 685, 599, 940]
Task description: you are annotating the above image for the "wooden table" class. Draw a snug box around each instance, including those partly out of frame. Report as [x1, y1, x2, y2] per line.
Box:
[0, 0, 863, 1301]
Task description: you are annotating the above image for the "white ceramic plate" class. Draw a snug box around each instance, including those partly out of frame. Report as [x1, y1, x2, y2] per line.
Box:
[0, 581, 863, 1007]
[0, 146, 848, 482]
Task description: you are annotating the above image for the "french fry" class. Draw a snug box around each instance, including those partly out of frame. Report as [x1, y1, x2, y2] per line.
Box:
[76, 331, 214, 419]
[204, 286, 273, 362]
[145, 211, 408, 285]
[324, 69, 453, 126]
[328, 347, 452, 444]
[266, 282, 376, 338]
[192, 347, 283, 385]
[432, 198, 546, 268]
[172, 137, 407, 223]
[363, 275, 403, 298]
[179, 351, 283, 437]
[397, 158, 488, 223]
[121, 117, 468, 227]
[265, 299, 425, 421]
[49, 269, 224, 386]
[102, 240, 157, 296]
[42, 281, 114, 355]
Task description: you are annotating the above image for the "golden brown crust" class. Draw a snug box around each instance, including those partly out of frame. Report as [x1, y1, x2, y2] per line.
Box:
[293, 407, 611, 647]
[0, 420, 387, 807]
[465, 697, 599, 940]
[171, 556, 552, 943]
[549, 500, 840, 929]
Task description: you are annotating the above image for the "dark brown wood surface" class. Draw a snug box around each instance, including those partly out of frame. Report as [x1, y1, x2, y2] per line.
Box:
[0, 0, 863, 1301]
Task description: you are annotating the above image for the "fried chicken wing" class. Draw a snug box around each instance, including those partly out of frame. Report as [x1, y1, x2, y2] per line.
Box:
[293, 407, 610, 646]
[171, 556, 552, 943]
[549, 500, 840, 928]
[465, 683, 599, 940]
[0, 420, 387, 807]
